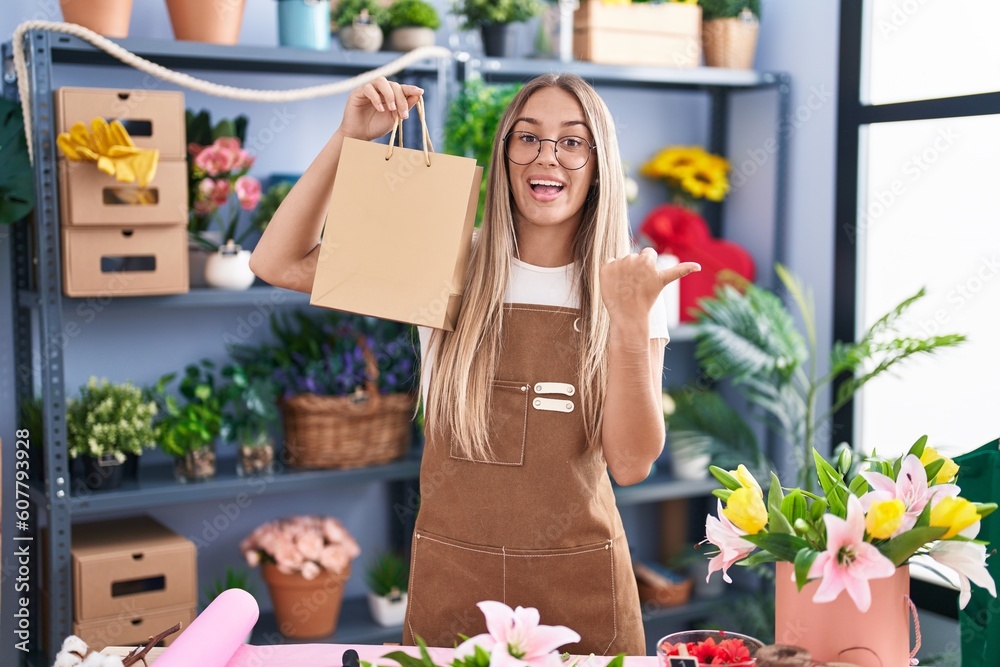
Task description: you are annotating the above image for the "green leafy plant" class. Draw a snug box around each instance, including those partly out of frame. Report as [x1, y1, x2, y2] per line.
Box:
[251, 180, 293, 233]
[333, 0, 389, 28]
[444, 77, 521, 226]
[365, 552, 410, 598]
[66, 378, 157, 461]
[149, 361, 223, 457]
[229, 310, 417, 399]
[0, 98, 35, 224]
[684, 265, 966, 489]
[451, 0, 543, 29]
[219, 361, 280, 447]
[201, 566, 255, 610]
[699, 0, 761, 20]
[386, 0, 441, 30]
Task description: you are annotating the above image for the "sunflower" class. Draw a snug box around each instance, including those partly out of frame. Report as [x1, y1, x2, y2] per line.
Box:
[641, 146, 730, 202]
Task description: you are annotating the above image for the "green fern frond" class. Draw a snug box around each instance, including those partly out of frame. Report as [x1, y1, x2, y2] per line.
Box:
[668, 389, 770, 477]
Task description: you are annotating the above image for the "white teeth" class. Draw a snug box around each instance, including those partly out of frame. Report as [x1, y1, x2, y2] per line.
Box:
[529, 179, 564, 187]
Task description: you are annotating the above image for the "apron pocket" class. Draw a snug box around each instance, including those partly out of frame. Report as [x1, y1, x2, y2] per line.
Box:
[504, 539, 618, 655]
[407, 530, 505, 647]
[450, 380, 529, 466]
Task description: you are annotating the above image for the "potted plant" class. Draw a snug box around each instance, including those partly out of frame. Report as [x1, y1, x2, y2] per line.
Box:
[452, 0, 544, 58]
[365, 551, 409, 626]
[229, 310, 417, 469]
[166, 0, 246, 45]
[202, 565, 257, 642]
[241, 515, 361, 638]
[385, 0, 441, 51]
[680, 266, 966, 490]
[220, 360, 280, 476]
[333, 0, 388, 51]
[66, 377, 157, 491]
[150, 360, 223, 483]
[444, 77, 522, 226]
[251, 180, 293, 232]
[698, 0, 761, 69]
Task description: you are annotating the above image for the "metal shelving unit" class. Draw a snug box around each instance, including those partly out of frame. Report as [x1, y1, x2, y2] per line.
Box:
[2, 29, 787, 667]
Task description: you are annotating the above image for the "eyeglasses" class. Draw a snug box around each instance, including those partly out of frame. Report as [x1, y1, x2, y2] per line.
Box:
[503, 131, 597, 171]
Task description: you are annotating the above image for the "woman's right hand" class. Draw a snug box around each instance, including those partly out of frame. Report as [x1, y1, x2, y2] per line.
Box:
[338, 77, 424, 142]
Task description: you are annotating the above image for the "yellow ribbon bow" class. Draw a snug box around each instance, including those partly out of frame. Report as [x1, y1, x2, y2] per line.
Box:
[57, 118, 160, 188]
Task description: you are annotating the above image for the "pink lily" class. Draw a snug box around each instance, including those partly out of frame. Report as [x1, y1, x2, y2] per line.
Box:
[454, 601, 580, 667]
[809, 495, 897, 612]
[928, 540, 997, 608]
[860, 454, 959, 536]
[704, 499, 756, 583]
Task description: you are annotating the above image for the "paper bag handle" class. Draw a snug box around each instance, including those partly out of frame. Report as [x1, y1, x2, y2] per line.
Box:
[385, 97, 434, 167]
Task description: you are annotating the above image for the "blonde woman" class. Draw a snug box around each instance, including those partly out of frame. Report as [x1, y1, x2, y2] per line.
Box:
[250, 74, 699, 655]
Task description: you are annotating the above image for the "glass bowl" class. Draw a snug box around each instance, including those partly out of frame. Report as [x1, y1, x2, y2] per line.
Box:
[657, 630, 765, 667]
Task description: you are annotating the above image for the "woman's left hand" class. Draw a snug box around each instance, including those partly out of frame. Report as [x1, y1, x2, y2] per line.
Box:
[600, 248, 701, 325]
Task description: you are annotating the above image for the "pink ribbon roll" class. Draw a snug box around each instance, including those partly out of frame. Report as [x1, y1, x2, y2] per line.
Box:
[154, 588, 259, 667]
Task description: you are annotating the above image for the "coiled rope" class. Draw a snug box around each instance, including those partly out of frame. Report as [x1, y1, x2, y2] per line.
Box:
[11, 20, 454, 163]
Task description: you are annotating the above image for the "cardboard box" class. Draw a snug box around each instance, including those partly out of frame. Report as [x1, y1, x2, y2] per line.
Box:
[72, 517, 196, 621]
[59, 159, 188, 227]
[62, 224, 189, 297]
[55, 88, 186, 160]
[574, 1, 701, 68]
[59, 224, 189, 297]
[74, 603, 196, 652]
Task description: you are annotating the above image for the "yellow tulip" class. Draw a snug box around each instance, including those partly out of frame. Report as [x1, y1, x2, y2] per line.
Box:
[930, 497, 980, 539]
[730, 464, 763, 497]
[920, 446, 960, 484]
[723, 487, 768, 534]
[865, 498, 906, 539]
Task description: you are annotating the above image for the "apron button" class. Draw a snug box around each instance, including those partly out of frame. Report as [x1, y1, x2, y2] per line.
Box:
[565, 402, 573, 410]
[534, 383, 543, 392]
[533, 399, 541, 407]
[567, 386, 575, 395]
[521, 385, 527, 392]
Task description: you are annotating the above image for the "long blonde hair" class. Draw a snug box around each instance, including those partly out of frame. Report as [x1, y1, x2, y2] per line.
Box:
[425, 74, 631, 459]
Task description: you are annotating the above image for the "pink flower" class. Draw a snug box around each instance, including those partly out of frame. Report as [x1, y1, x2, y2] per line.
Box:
[323, 518, 347, 544]
[244, 549, 260, 568]
[235, 148, 254, 170]
[928, 540, 997, 609]
[194, 140, 241, 176]
[235, 175, 261, 210]
[861, 454, 959, 537]
[808, 495, 897, 612]
[319, 546, 349, 574]
[188, 142, 206, 157]
[704, 499, 756, 583]
[455, 601, 580, 667]
[300, 561, 322, 581]
[296, 532, 324, 561]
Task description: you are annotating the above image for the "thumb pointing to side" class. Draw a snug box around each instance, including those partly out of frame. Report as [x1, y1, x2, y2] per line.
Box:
[658, 262, 701, 287]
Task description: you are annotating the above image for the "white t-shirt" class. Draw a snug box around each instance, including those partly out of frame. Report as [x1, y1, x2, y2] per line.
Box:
[417, 258, 671, 406]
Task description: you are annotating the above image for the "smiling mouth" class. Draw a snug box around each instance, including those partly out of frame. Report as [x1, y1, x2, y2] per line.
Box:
[529, 179, 565, 195]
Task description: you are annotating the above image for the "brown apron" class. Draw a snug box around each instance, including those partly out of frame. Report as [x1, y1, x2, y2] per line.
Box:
[403, 304, 646, 655]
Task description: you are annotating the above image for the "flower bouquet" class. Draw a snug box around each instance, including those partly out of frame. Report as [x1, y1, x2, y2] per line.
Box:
[703, 437, 997, 665]
[241, 515, 360, 638]
[372, 601, 620, 667]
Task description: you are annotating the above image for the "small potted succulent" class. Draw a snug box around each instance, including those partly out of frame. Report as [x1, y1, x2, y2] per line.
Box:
[202, 566, 257, 642]
[451, 0, 543, 58]
[333, 0, 388, 51]
[150, 360, 223, 483]
[66, 378, 157, 491]
[220, 360, 280, 476]
[365, 551, 409, 627]
[385, 0, 441, 52]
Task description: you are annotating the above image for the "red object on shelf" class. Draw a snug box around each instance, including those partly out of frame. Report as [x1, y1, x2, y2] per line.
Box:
[639, 204, 755, 322]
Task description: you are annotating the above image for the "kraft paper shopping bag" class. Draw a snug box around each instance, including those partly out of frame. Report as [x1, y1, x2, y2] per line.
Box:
[311, 98, 482, 330]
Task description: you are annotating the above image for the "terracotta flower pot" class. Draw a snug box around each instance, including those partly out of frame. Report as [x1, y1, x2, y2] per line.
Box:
[775, 561, 913, 667]
[60, 0, 133, 38]
[262, 563, 349, 638]
[166, 0, 245, 45]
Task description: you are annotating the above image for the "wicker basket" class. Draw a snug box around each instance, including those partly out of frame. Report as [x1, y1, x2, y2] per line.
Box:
[634, 562, 693, 608]
[702, 15, 759, 70]
[278, 338, 416, 469]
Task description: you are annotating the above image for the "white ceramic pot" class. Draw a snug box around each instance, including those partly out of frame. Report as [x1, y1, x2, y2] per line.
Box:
[366, 591, 407, 627]
[388, 27, 436, 52]
[340, 23, 383, 51]
[671, 449, 711, 480]
[204, 241, 255, 290]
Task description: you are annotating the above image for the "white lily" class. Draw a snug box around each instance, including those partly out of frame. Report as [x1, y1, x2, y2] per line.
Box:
[928, 540, 997, 608]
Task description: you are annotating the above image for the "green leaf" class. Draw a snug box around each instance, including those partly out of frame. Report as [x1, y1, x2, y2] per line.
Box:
[848, 473, 870, 497]
[793, 548, 820, 590]
[667, 388, 769, 477]
[605, 655, 626, 667]
[712, 489, 733, 503]
[710, 465, 743, 491]
[975, 503, 998, 520]
[742, 533, 811, 562]
[809, 498, 829, 522]
[739, 550, 778, 566]
[880, 526, 948, 567]
[381, 649, 433, 667]
[781, 490, 808, 526]
[0, 99, 36, 224]
[768, 473, 793, 534]
[907, 435, 928, 459]
[924, 458, 945, 484]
